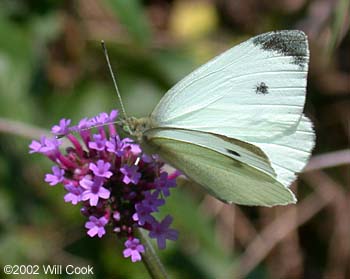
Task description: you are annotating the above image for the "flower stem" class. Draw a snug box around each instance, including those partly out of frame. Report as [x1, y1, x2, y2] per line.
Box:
[136, 227, 169, 279]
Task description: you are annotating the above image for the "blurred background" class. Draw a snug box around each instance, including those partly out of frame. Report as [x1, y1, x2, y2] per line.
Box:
[0, 0, 349, 278]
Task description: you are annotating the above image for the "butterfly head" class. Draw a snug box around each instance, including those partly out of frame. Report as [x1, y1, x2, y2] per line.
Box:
[121, 117, 152, 142]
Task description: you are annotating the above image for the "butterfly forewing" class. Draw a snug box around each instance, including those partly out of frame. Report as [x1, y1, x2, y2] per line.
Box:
[150, 30, 309, 142]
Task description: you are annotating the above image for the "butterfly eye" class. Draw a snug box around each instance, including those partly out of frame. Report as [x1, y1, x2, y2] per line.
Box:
[122, 124, 132, 134]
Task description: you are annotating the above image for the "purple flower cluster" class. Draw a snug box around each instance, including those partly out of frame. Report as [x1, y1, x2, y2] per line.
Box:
[29, 110, 179, 262]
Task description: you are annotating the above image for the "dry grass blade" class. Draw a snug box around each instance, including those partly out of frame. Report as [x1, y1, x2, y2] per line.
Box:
[305, 150, 350, 171]
[200, 195, 258, 250]
[0, 118, 50, 140]
[327, 0, 350, 55]
[324, 193, 350, 279]
[235, 171, 343, 277]
[262, 184, 303, 278]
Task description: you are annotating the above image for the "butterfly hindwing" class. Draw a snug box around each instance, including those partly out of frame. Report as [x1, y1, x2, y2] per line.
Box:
[143, 134, 296, 206]
[251, 115, 315, 187]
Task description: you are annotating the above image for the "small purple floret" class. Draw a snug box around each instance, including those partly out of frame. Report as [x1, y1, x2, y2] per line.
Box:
[45, 166, 65, 186]
[142, 191, 165, 211]
[29, 136, 46, 153]
[133, 203, 155, 226]
[40, 137, 61, 154]
[88, 134, 107, 151]
[64, 184, 83, 205]
[149, 215, 179, 249]
[80, 176, 110, 206]
[123, 139, 142, 155]
[78, 117, 92, 130]
[51, 118, 71, 136]
[106, 135, 126, 156]
[91, 110, 118, 125]
[120, 165, 141, 184]
[85, 216, 108, 238]
[123, 238, 145, 262]
[154, 172, 177, 197]
[89, 160, 113, 178]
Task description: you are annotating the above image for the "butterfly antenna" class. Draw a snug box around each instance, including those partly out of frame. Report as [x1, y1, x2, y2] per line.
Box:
[101, 40, 129, 121]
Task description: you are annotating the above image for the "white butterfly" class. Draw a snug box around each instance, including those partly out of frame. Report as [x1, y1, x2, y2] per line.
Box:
[113, 30, 315, 207]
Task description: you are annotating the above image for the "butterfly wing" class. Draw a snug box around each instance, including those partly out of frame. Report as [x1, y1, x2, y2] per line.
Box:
[150, 30, 309, 142]
[143, 130, 296, 206]
[149, 30, 314, 191]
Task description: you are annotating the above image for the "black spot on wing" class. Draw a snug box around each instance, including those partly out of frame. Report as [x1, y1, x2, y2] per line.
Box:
[226, 149, 241, 157]
[255, 82, 269, 94]
[252, 30, 308, 69]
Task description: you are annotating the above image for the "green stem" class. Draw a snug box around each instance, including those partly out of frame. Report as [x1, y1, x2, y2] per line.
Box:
[136, 228, 169, 279]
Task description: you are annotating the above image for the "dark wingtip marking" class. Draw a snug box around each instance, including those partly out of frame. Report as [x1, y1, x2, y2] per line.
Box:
[255, 82, 269, 94]
[252, 30, 308, 69]
[226, 149, 241, 157]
